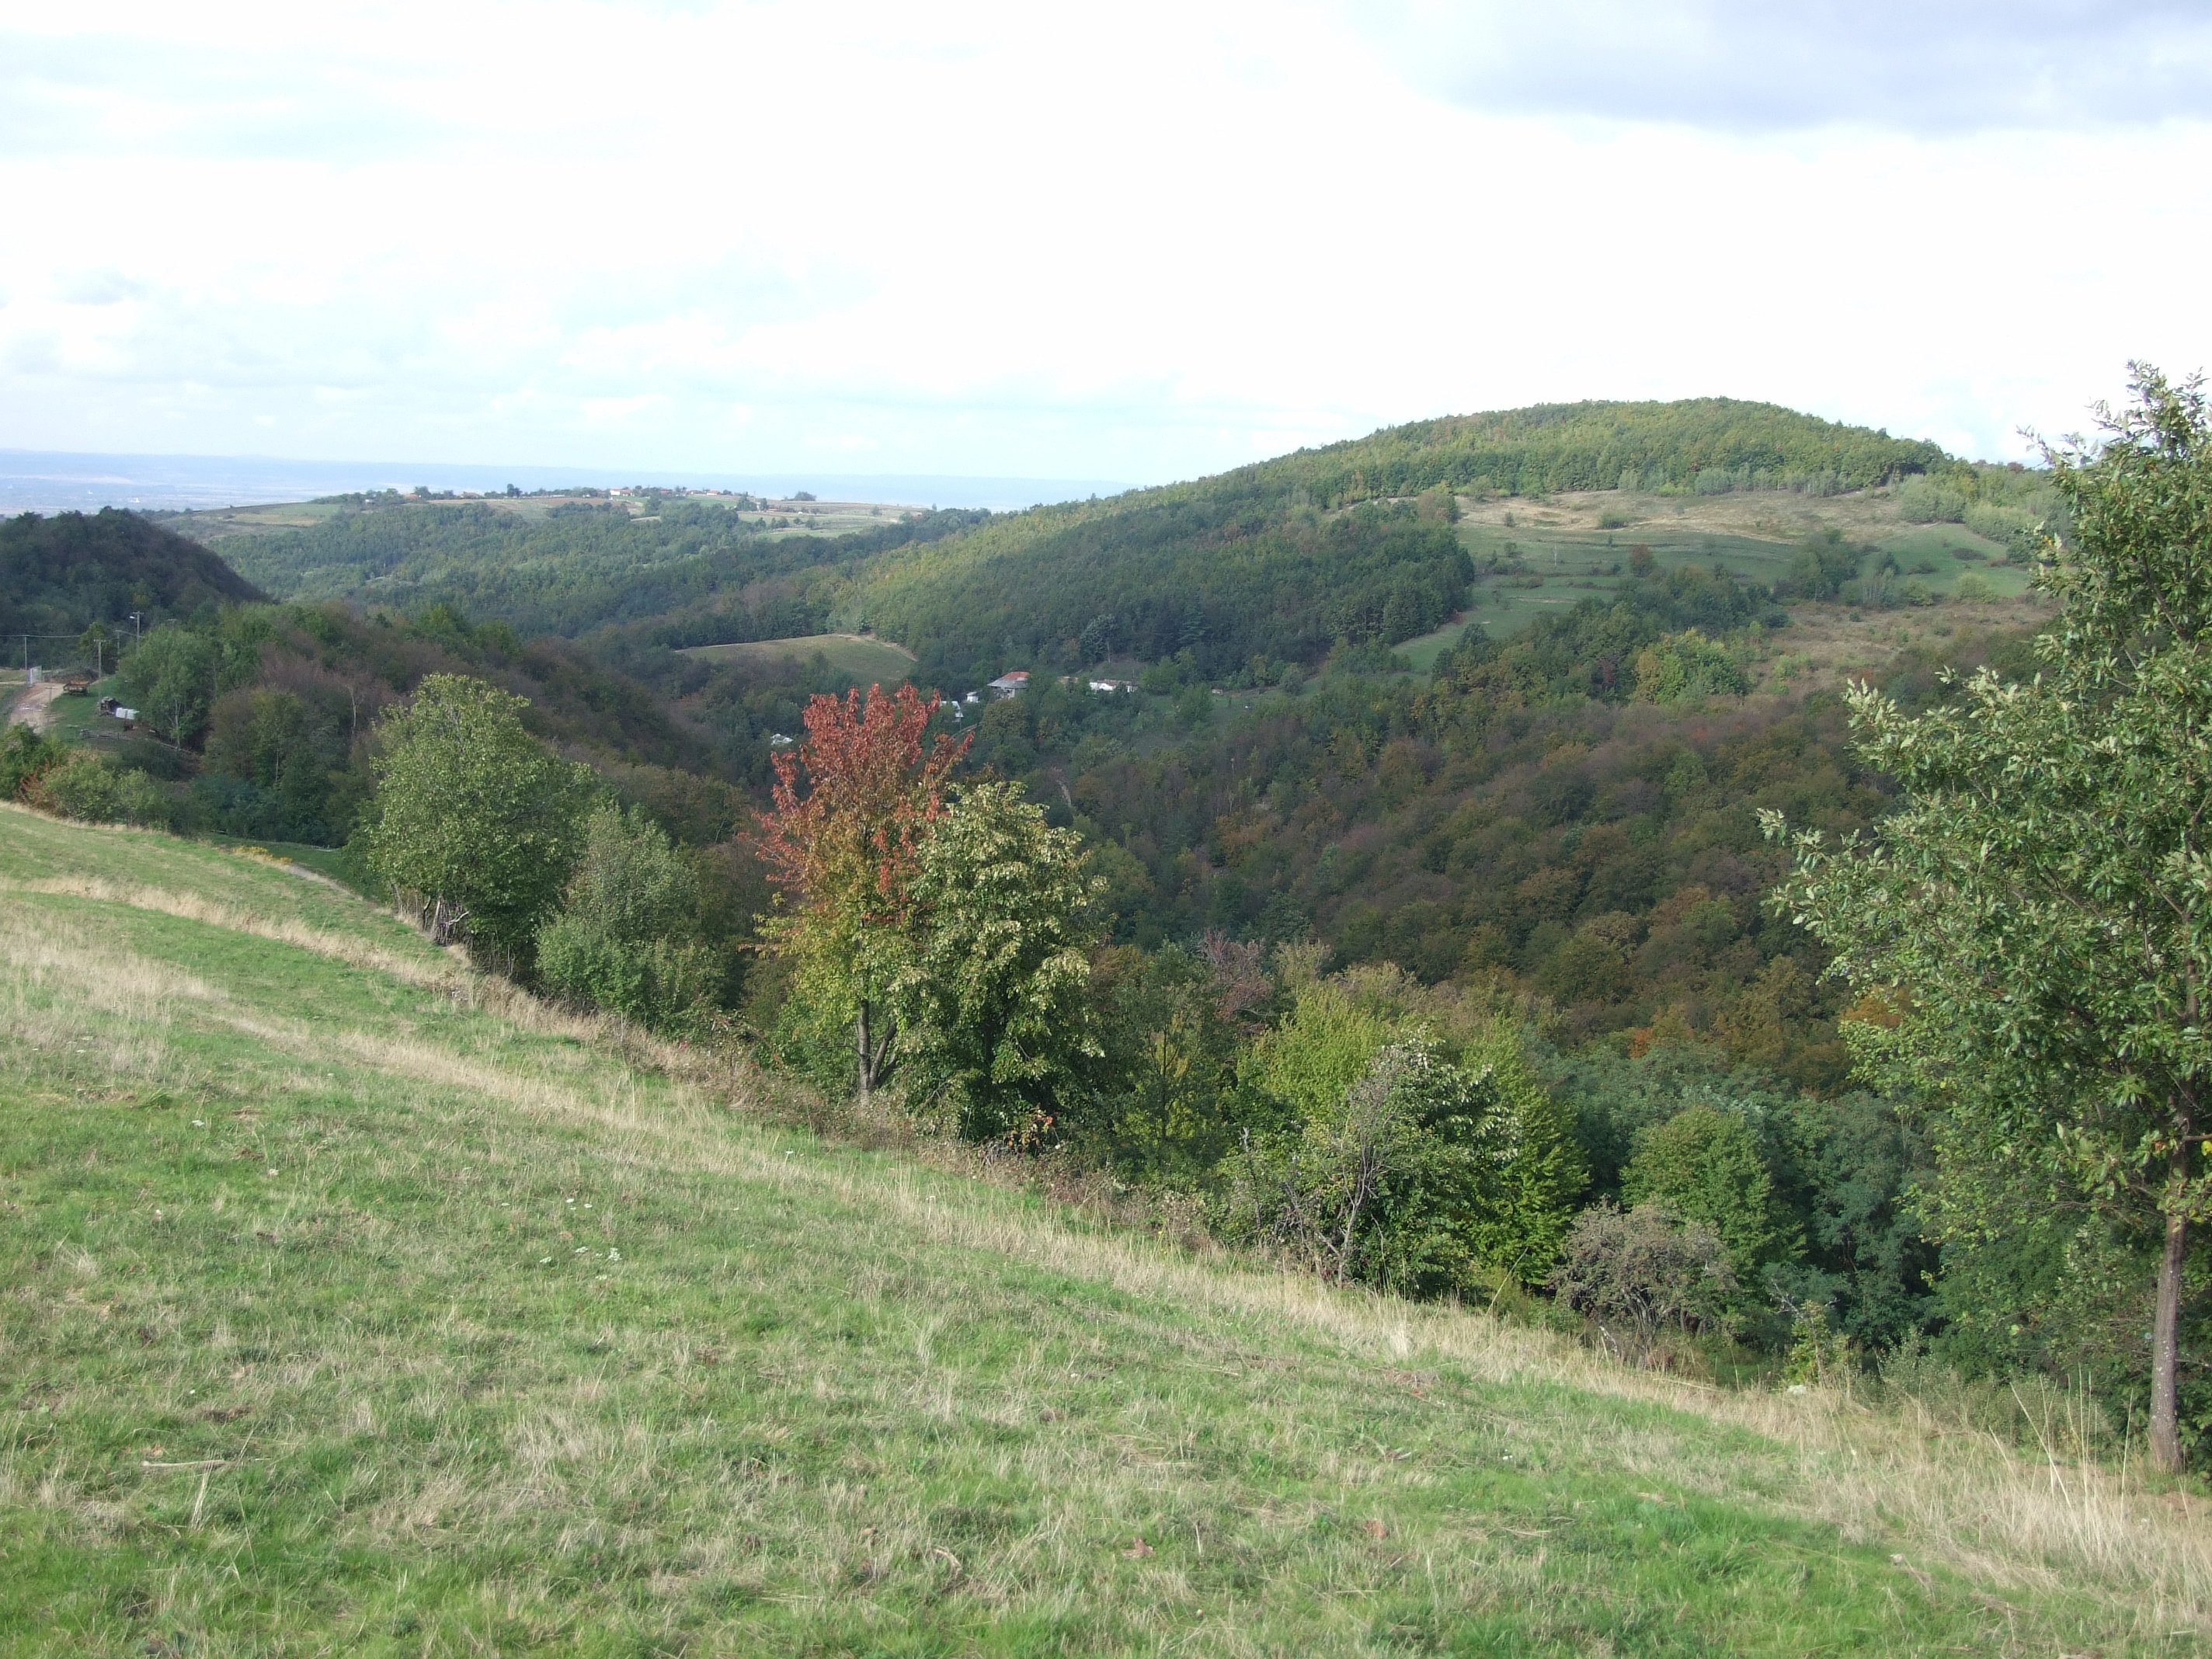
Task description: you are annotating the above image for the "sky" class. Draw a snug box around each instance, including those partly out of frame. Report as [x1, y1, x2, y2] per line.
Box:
[3, 0, 2210, 489]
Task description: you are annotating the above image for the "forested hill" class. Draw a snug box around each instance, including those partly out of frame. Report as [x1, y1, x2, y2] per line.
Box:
[1222, 397, 1948, 504]
[169, 398, 1961, 690]
[2, 506, 266, 638]
[857, 398, 1952, 689]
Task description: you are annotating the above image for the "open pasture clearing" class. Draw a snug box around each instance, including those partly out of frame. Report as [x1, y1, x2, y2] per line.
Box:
[0, 805, 2205, 1655]
[679, 631, 918, 686]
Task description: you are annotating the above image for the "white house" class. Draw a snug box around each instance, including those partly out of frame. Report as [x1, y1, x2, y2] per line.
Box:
[987, 670, 1030, 697]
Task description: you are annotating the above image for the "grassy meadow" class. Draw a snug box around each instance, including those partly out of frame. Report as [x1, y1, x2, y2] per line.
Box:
[2, 803, 2207, 1656]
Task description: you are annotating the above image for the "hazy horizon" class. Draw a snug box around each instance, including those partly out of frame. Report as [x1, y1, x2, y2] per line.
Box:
[0, 447, 1139, 516]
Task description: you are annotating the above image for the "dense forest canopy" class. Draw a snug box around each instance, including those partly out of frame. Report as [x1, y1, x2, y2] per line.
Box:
[1, 507, 266, 639]
[1233, 397, 1951, 503]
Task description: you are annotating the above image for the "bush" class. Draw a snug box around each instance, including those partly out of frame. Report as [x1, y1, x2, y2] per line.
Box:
[1226, 1036, 1522, 1296]
[1896, 477, 1968, 524]
[1549, 1202, 1737, 1362]
[0, 724, 65, 800]
[535, 802, 717, 1035]
[1621, 1101, 1792, 1278]
[27, 750, 170, 827]
[1954, 572, 1995, 603]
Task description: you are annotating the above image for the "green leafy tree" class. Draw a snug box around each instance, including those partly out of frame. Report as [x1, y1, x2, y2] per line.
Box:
[1767, 367, 2212, 1471]
[888, 781, 1103, 1140]
[537, 802, 717, 1033]
[358, 674, 590, 958]
[1231, 979, 1578, 1295]
[1456, 1028, 1587, 1283]
[1622, 1103, 1793, 1281]
[120, 624, 220, 746]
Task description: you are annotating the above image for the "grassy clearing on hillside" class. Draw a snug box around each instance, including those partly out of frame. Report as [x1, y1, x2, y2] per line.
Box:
[679, 632, 917, 687]
[1, 805, 2206, 1656]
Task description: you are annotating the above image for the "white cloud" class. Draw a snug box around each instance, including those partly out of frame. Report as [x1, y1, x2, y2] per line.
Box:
[1352, 2, 2212, 134]
[0, 0, 2206, 482]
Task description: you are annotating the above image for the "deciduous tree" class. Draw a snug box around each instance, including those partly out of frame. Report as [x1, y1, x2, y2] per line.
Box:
[756, 683, 966, 1103]
[1768, 367, 2212, 1471]
[358, 674, 590, 958]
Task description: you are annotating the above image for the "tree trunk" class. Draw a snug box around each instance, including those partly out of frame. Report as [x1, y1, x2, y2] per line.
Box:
[856, 1000, 872, 1108]
[2152, 1152, 2187, 1473]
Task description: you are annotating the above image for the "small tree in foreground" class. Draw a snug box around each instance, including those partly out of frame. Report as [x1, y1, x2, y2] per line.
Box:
[1768, 367, 2212, 1471]
[887, 781, 1102, 1139]
[756, 683, 966, 1104]
[358, 674, 588, 958]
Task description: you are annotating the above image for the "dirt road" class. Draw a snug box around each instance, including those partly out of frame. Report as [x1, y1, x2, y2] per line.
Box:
[4, 680, 63, 733]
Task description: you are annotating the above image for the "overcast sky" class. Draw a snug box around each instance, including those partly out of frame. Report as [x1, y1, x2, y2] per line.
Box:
[3, 0, 2208, 485]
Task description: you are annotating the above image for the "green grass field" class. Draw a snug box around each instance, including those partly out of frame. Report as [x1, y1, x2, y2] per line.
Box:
[678, 632, 917, 686]
[2, 803, 2205, 1655]
[1456, 513, 2031, 642]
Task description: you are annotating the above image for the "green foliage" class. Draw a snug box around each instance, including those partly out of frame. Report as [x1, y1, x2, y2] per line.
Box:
[1076, 944, 1254, 1183]
[0, 507, 264, 640]
[1227, 1034, 1523, 1297]
[1225, 976, 1581, 1294]
[536, 802, 718, 1033]
[1456, 1026, 1588, 1282]
[1768, 366, 2212, 1468]
[1230, 397, 1943, 505]
[889, 781, 1103, 1139]
[26, 750, 170, 827]
[1630, 629, 1749, 704]
[357, 675, 592, 960]
[120, 624, 223, 746]
[873, 499, 1473, 690]
[1549, 1201, 1738, 1359]
[0, 724, 66, 801]
[1622, 1102, 1792, 1278]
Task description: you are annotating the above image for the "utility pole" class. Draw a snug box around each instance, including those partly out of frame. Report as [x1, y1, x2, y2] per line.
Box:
[128, 611, 143, 648]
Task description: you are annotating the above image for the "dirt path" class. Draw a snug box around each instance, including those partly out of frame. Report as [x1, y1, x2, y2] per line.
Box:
[5, 681, 63, 733]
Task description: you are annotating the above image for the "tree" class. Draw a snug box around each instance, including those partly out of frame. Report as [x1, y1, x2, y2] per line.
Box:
[357, 674, 590, 958]
[887, 781, 1103, 1139]
[1622, 1103, 1791, 1281]
[537, 802, 717, 1034]
[120, 624, 219, 746]
[756, 683, 967, 1104]
[1767, 367, 2212, 1472]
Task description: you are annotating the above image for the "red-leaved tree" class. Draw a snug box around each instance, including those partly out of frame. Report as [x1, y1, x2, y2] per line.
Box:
[756, 682, 968, 1101]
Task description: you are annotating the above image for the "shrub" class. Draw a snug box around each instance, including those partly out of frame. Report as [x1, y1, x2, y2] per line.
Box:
[27, 750, 169, 827]
[535, 802, 718, 1035]
[0, 724, 65, 800]
[1549, 1202, 1737, 1362]
[1954, 572, 1995, 603]
[1630, 630, 1748, 704]
[1227, 1037, 1522, 1296]
[1896, 477, 1968, 524]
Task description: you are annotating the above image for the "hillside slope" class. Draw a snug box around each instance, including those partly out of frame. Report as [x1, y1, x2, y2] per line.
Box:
[0, 804, 2200, 1655]
[0, 509, 266, 640]
[161, 400, 1973, 695]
